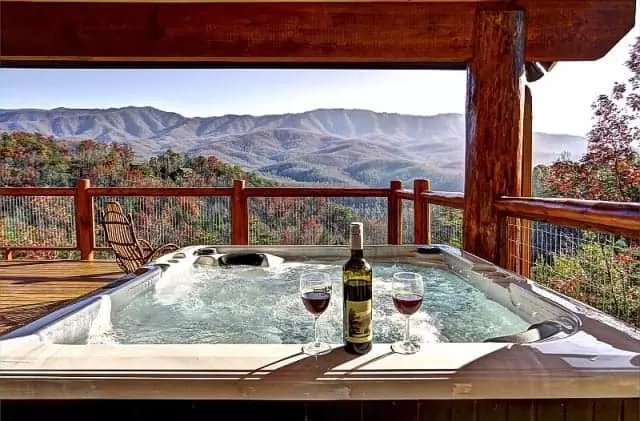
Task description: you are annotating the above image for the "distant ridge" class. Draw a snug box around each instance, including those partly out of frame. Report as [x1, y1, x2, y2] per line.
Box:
[0, 106, 586, 189]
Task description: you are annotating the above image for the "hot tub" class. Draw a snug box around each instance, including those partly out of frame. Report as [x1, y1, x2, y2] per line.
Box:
[0, 244, 638, 403]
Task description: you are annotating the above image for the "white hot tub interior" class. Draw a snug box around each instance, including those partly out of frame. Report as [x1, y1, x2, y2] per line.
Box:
[0, 245, 580, 347]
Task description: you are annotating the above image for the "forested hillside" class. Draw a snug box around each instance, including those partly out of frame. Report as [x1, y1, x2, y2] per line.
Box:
[0, 131, 385, 254]
[0, 107, 586, 189]
[0, 131, 274, 188]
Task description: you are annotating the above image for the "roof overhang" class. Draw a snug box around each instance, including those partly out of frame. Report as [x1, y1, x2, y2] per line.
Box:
[0, 0, 636, 68]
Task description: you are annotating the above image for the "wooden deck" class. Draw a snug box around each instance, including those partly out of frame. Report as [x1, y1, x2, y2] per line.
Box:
[0, 260, 122, 335]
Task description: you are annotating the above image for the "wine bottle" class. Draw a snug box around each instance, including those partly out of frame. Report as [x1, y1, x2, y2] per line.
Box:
[342, 222, 373, 354]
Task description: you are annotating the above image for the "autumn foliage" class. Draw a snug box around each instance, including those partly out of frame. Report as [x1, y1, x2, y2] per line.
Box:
[544, 39, 640, 201]
[535, 37, 640, 327]
[0, 131, 389, 256]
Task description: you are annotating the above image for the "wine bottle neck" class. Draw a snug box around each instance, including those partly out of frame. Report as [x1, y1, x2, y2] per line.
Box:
[350, 222, 364, 251]
[350, 249, 364, 259]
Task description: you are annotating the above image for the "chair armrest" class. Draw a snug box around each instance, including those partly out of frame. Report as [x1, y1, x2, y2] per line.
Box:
[138, 238, 154, 253]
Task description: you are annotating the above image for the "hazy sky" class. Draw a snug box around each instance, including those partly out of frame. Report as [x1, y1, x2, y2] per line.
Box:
[0, 12, 637, 137]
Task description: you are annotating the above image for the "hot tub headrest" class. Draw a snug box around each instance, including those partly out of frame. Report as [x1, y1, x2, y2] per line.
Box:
[417, 245, 441, 254]
[195, 247, 218, 256]
[483, 320, 570, 344]
[193, 251, 285, 268]
[218, 252, 268, 267]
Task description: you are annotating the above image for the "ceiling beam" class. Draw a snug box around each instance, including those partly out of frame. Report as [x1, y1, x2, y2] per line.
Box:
[0, 0, 518, 2]
[0, 1, 635, 68]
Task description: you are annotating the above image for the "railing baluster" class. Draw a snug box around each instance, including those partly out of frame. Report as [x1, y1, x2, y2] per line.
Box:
[499, 211, 512, 270]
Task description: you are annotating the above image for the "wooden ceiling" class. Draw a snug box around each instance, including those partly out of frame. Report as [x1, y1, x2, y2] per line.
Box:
[0, 0, 635, 68]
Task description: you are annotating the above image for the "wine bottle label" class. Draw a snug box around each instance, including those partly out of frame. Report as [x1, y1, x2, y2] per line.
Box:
[345, 299, 372, 343]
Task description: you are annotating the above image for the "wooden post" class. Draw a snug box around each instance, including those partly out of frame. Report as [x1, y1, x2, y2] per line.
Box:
[520, 86, 533, 277]
[463, 9, 525, 266]
[75, 178, 95, 261]
[387, 180, 402, 245]
[414, 179, 431, 245]
[4, 249, 13, 261]
[231, 179, 248, 245]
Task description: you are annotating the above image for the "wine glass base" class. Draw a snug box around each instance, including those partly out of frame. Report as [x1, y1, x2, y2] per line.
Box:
[302, 341, 332, 356]
[391, 340, 421, 355]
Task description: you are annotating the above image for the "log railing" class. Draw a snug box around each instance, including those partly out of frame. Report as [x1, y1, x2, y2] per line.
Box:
[422, 191, 464, 209]
[0, 178, 436, 260]
[496, 196, 640, 275]
[3, 179, 639, 269]
[496, 196, 640, 327]
[495, 197, 640, 238]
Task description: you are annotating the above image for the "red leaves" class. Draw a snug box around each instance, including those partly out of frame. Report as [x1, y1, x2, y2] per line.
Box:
[544, 38, 640, 203]
[538, 37, 640, 327]
[615, 254, 634, 264]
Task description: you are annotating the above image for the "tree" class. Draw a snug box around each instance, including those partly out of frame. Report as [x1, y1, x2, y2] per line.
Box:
[535, 37, 640, 327]
[544, 38, 640, 201]
[532, 164, 551, 197]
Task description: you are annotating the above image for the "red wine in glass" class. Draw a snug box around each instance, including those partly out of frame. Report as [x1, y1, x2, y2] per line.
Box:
[300, 271, 333, 356]
[391, 271, 424, 355]
[302, 291, 331, 315]
[392, 293, 423, 316]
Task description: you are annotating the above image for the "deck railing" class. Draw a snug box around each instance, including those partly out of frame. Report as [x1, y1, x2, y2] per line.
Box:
[495, 197, 640, 274]
[0, 178, 437, 260]
[2, 179, 638, 265]
[495, 197, 640, 327]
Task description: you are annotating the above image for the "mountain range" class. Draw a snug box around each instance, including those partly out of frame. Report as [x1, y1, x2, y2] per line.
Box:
[0, 106, 587, 190]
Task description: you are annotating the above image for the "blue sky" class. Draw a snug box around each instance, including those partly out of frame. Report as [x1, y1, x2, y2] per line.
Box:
[0, 17, 637, 137]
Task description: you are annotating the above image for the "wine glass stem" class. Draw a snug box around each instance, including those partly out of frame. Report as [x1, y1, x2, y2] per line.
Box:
[404, 316, 411, 344]
[313, 316, 320, 345]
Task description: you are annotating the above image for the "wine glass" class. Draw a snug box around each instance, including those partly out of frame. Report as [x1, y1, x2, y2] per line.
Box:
[300, 271, 333, 356]
[391, 271, 424, 354]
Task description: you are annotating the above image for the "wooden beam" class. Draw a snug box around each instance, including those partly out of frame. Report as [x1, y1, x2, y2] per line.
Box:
[75, 178, 95, 261]
[463, 8, 525, 265]
[387, 180, 403, 245]
[0, 1, 634, 67]
[519, 86, 533, 277]
[0, 187, 75, 196]
[87, 187, 234, 197]
[506, 84, 533, 273]
[244, 187, 389, 197]
[422, 191, 465, 209]
[495, 197, 640, 239]
[521, 87, 533, 200]
[413, 179, 431, 245]
[0, 0, 529, 2]
[231, 179, 249, 245]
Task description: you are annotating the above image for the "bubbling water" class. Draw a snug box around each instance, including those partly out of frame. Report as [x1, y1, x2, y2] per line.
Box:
[88, 261, 529, 344]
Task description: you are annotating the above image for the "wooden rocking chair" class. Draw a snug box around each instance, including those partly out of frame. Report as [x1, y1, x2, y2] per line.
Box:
[100, 201, 180, 273]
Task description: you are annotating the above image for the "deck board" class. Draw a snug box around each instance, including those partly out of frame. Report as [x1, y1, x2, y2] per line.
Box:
[0, 260, 122, 335]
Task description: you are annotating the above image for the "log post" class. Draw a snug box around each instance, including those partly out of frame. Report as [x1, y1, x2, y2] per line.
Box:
[387, 180, 403, 245]
[75, 178, 95, 261]
[463, 9, 525, 266]
[231, 179, 248, 245]
[519, 85, 533, 276]
[414, 179, 431, 245]
[506, 86, 533, 274]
